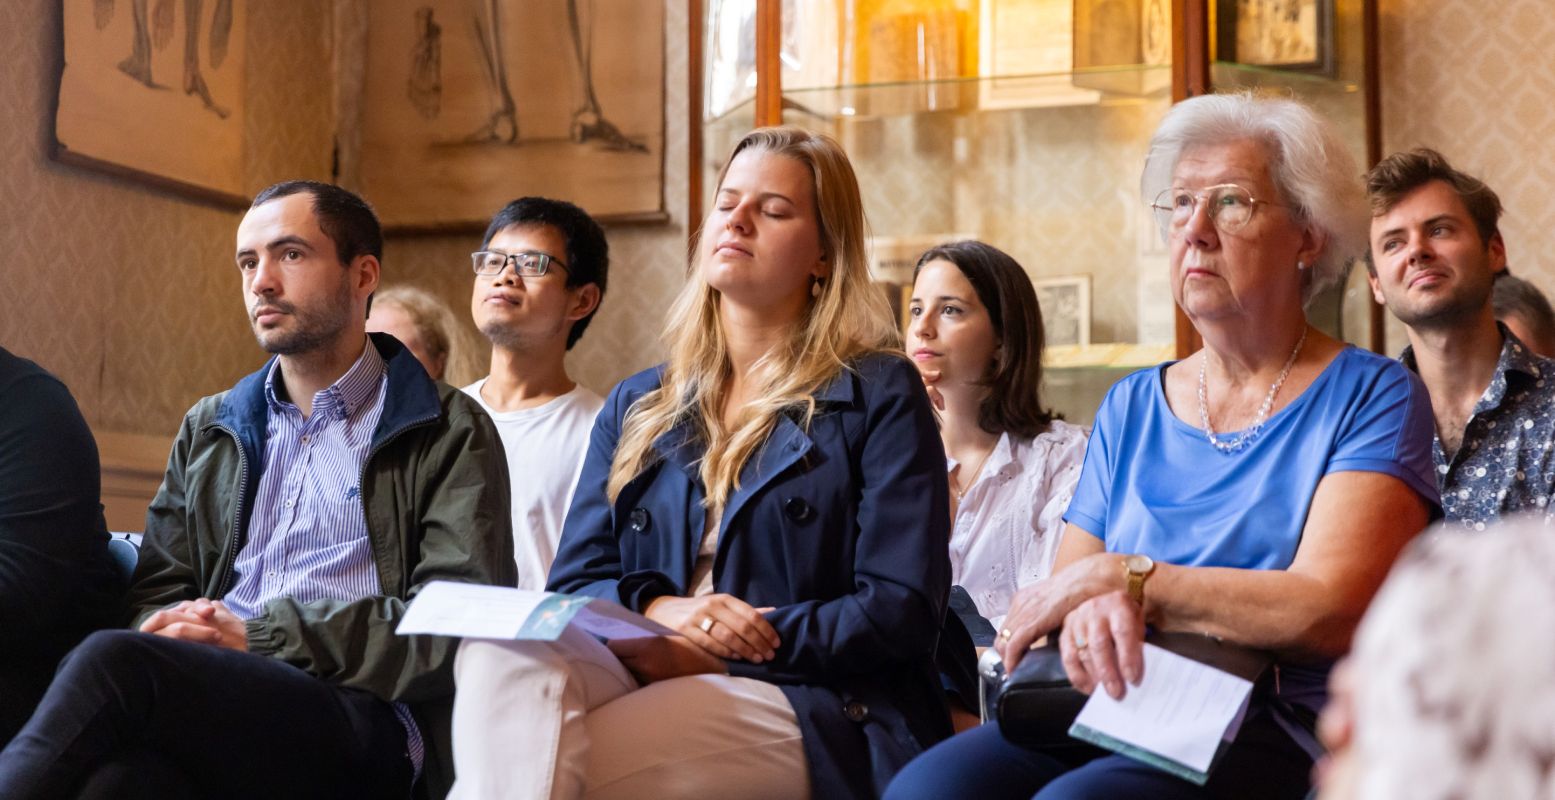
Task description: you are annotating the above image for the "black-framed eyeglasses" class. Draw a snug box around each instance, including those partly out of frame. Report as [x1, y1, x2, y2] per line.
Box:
[1150, 184, 1286, 237]
[470, 250, 569, 277]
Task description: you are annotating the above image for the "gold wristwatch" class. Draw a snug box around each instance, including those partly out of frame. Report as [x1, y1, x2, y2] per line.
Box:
[1123, 554, 1156, 607]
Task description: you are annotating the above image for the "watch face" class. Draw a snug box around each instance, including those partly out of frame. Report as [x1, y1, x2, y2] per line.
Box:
[1126, 554, 1155, 574]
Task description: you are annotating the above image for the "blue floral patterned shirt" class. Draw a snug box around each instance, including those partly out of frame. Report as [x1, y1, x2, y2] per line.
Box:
[1401, 326, 1555, 530]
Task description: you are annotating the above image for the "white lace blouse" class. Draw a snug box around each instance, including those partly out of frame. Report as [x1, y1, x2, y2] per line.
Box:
[948, 420, 1089, 630]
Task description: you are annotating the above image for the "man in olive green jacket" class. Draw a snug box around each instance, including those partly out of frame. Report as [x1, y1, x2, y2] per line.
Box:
[0, 181, 514, 799]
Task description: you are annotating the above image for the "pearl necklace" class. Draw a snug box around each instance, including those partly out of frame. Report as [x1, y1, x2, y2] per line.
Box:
[1197, 327, 1307, 454]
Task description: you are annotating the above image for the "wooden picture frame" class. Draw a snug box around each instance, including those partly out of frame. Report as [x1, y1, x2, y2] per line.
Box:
[1215, 0, 1334, 75]
[358, 0, 668, 232]
[1071, 0, 1171, 96]
[866, 233, 973, 331]
[54, 0, 247, 207]
[1033, 275, 1092, 348]
[978, 0, 1103, 110]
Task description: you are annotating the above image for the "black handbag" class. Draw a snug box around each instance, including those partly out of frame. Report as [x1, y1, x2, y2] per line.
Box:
[985, 631, 1274, 750]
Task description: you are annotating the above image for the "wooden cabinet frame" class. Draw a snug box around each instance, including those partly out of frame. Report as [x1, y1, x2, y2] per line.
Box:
[687, 0, 1385, 356]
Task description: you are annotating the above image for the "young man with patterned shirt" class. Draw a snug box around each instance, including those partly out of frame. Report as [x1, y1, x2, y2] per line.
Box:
[464, 197, 608, 590]
[1367, 149, 1555, 529]
[0, 181, 515, 798]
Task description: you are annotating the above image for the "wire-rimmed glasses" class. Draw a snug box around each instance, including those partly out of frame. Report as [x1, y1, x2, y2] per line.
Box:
[1150, 184, 1285, 237]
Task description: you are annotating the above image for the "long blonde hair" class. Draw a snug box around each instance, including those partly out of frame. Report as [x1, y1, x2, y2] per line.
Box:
[606, 127, 899, 508]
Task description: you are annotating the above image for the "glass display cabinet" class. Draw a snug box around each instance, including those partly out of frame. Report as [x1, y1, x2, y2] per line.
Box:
[693, 0, 1381, 423]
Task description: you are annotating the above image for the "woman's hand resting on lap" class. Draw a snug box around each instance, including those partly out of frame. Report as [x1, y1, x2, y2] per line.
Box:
[644, 594, 780, 663]
[608, 636, 728, 684]
[1059, 591, 1146, 700]
[996, 551, 1124, 672]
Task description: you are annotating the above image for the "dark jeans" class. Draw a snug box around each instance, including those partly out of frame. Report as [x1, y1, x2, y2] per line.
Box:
[0, 630, 414, 800]
[884, 705, 1314, 800]
[0, 662, 51, 747]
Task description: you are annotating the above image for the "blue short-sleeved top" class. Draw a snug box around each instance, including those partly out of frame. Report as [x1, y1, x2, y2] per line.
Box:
[1066, 346, 1441, 568]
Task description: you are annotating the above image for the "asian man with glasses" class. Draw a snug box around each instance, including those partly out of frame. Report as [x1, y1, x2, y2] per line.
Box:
[464, 196, 611, 591]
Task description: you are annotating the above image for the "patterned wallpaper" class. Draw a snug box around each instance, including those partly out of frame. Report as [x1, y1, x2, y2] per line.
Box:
[5, 0, 1551, 435]
[0, 0, 335, 438]
[381, 1, 692, 398]
[833, 100, 1167, 346]
[0, 0, 690, 440]
[1378, 0, 1555, 354]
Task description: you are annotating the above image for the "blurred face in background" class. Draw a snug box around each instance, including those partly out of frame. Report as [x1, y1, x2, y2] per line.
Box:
[367, 302, 444, 379]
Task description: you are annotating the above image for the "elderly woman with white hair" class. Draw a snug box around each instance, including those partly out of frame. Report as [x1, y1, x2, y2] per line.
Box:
[886, 92, 1442, 799]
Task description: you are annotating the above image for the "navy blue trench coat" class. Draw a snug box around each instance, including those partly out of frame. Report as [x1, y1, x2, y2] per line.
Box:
[547, 352, 957, 798]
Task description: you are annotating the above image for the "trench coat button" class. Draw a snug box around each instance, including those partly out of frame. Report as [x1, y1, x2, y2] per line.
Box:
[843, 700, 869, 723]
[629, 508, 651, 533]
[783, 497, 813, 522]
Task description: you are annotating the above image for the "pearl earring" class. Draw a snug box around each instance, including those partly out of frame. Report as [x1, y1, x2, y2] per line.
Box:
[1297, 261, 1308, 271]
[811, 277, 822, 298]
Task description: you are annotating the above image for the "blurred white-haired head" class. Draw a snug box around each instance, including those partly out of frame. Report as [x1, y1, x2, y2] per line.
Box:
[1333, 515, 1555, 799]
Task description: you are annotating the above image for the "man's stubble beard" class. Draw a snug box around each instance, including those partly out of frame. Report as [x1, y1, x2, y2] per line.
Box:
[1392, 271, 1495, 333]
[253, 280, 356, 356]
[479, 316, 570, 353]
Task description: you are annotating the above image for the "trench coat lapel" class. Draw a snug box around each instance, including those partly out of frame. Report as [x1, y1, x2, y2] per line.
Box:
[720, 415, 813, 532]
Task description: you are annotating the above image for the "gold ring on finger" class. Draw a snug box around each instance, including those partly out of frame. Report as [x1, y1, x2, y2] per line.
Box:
[699, 616, 715, 633]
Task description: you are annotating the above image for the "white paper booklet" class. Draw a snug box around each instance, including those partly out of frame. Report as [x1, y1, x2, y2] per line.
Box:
[1069, 642, 1255, 785]
[396, 581, 675, 642]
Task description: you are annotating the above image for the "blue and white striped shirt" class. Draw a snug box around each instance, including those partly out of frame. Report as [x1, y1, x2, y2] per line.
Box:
[223, 341, 423, 774]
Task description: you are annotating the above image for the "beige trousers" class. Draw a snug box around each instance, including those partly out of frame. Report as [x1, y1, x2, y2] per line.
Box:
[449, 627, 810, 800]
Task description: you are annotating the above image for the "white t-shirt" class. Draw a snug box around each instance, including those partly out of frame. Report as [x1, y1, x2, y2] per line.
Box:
[462, 379, 604, 590]
[949, 420, 1089, 630]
